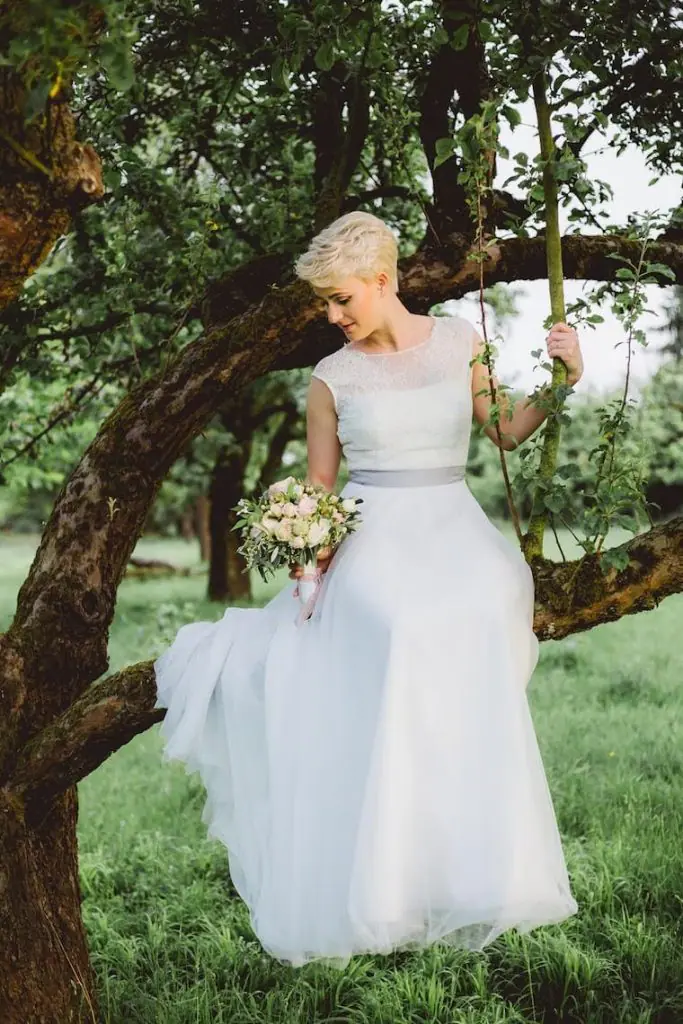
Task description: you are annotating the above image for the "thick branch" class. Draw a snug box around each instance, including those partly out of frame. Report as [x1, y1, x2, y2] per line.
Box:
[0, 83, 105, 310]
[2, 226, 681, 775]
[10, 512, 683, 808]
[418, 0, 492, 236]
[9, 662, 163, 808]
[444, 232, 683, 296]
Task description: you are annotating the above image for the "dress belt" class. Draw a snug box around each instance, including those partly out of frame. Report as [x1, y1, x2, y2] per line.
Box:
[348, 465, 467, 487]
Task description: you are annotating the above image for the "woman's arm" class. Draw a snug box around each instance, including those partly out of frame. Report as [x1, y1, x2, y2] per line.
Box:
[471, 322, 583, 451]
[305, 377, 342, 490]
[288, 377, 341, 580]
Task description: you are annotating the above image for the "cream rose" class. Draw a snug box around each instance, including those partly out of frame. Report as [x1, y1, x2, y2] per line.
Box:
[307, 519, 331, 546]
[341, 498, 357, 513]
[275, 521, 293, 542]
[268, 476, 296, 497]
[290, 535, 306, 549]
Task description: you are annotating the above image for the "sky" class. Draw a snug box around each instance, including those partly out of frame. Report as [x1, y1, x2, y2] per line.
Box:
[441, 105, 680, 400]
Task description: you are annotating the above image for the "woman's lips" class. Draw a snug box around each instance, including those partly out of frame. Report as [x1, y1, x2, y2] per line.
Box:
[341, 323, 355, 332]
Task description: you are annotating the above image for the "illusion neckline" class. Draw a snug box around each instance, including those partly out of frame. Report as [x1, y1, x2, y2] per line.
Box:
[345, 315, 438, 357]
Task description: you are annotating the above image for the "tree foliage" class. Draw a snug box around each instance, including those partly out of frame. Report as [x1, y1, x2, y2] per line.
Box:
[1, 1, 683, 1017]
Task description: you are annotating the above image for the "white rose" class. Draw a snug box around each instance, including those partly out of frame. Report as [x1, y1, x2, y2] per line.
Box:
[275, 521, 293, 542]
[291, 519, 309, 537]
[307, 519, 331, 546]
[281, 501, 297, 517]
[268, 476, 296, 497]
[341, 498, 357, 513]
[290, 535, 306, 549]
[269, 502, 283, 518]
[261, 516, 279, 534]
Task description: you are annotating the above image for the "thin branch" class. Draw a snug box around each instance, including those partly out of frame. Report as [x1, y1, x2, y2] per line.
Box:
[0, 376, 109, 470]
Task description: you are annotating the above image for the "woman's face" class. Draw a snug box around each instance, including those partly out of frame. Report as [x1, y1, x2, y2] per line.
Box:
[314, 274, 385, 341]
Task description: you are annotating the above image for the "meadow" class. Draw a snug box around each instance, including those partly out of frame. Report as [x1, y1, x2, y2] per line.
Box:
[2, 528, 683, 1024]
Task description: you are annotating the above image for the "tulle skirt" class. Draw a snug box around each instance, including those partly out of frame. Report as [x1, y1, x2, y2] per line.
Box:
[153, 477, 578, 968]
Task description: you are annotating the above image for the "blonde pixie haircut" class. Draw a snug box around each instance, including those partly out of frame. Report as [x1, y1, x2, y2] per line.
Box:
[294, 211, 399, 294]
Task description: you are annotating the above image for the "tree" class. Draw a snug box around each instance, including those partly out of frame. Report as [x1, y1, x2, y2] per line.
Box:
[1, 0, 683, 1017]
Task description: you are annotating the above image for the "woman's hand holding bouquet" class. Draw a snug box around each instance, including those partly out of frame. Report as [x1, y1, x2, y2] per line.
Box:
[232, 476, 363, 624]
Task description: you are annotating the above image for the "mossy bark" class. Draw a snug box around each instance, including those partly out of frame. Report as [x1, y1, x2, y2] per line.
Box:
[0, 790, 97, 1022]
[0, 72, 104, 312]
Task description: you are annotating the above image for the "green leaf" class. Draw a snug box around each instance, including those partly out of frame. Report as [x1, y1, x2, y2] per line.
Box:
[314, 42, 335, 71]
[643, 262, 675, 281]
[271, 56, 291, 91]
[99, 41, 135, 92]
[450, 24, 470, 50]
[600, 547, 630, 572]
[434, 136, 456, 169]
[502, 105, 522, 129]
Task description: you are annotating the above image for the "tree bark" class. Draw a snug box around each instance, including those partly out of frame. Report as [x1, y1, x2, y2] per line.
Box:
[0, 76, 104, 312]
[195, 494, 211, 562]
[178, 504, 195, 541]
[208, 448, 251, 602]
[0, 788, 97, 1022]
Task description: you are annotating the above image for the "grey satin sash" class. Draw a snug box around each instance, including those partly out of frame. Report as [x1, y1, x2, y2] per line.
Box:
[348, 465, 467, 487]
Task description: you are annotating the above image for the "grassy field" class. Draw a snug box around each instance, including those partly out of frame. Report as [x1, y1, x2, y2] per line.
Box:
[3, 529, 683, 1023]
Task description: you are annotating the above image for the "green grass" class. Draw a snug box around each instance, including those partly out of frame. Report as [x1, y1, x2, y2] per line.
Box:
[3, 530, 683, 1022]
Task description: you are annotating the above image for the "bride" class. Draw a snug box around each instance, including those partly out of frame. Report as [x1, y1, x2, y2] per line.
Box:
[154, 210, 583, 969]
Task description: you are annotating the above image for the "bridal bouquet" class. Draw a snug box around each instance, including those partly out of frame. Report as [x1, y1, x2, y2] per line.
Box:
[232, 476, 363, 623]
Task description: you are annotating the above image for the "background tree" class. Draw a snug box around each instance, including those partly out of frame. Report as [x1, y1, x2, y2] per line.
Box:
[1, 0, 683, 1018]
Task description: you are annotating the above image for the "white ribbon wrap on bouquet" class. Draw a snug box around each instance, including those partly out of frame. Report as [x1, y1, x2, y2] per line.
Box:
[293, 559, 323, 625]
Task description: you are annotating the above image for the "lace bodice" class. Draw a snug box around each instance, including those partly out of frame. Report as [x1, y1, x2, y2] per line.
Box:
[311, 314, 476, 472]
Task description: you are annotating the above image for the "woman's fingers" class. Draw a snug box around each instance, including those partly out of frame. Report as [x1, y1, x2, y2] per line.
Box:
[288, 549, 334, 580]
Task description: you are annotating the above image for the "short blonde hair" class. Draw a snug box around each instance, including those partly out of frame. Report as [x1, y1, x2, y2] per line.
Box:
[294, 211, 399, 293]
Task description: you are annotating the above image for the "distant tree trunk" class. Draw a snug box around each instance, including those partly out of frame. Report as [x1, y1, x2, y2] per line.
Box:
[208, 449, 252, 602]
[0, 789, 97, 1022]
[178, 504, 195, 541]
[195, 494, 211, 562]
[226, 521, 252, 600]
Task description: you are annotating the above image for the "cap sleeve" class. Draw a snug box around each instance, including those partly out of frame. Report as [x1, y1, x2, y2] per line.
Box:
[311, 355, 339, 413]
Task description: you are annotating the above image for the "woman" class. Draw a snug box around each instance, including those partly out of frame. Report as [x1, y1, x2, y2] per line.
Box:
[154, 211, 583, 969]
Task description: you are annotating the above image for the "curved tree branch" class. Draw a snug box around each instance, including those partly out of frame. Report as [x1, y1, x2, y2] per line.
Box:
[1, 226, 681, 778]
[9, 510, 683, 810]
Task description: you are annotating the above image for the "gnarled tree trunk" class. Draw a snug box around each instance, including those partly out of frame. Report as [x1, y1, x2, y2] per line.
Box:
[0, 789, 95, 1022]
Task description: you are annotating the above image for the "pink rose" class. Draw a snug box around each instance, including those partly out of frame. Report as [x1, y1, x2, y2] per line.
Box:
[297, 495, 318, 516]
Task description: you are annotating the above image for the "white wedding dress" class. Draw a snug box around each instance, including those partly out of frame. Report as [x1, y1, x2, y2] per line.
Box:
[154, 313, 578, 968]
